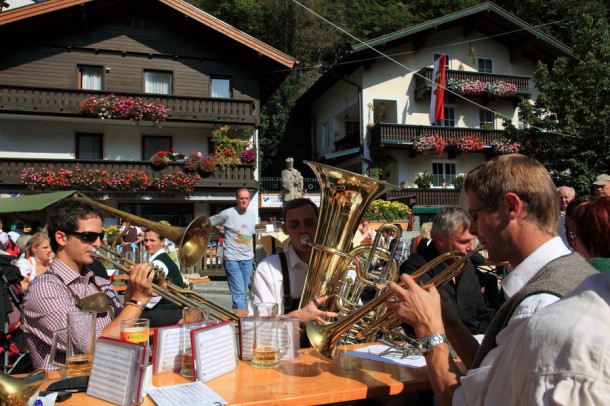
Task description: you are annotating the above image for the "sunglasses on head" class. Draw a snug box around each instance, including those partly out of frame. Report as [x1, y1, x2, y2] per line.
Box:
[67, 231, 105, 243]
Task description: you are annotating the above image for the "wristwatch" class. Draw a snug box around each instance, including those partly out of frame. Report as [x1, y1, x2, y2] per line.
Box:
[419, 334, 448, 356]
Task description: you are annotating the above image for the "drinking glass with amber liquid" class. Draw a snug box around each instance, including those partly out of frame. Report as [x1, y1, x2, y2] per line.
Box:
[50, 311, 97, 377]
[252, 303, 280, 368]
[180, 308, 209, 378]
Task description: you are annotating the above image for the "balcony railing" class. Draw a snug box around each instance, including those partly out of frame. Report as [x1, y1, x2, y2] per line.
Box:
[370, 123, 506, 147]
[414, 67, 530, 100]
[0, 158, 256, 192]
[259, 177, 320, 193]
[0, 85, 258, 125]
[387, 188, 460, 207]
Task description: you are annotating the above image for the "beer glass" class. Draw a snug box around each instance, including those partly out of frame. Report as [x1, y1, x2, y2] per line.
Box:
[180, 308, 209, 378]
[50, 311, 97, 377]
[120, 319, 150, 347]
[252, 302, 280, 368]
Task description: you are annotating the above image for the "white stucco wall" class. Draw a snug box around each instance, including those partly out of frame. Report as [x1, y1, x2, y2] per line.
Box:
[0, 116, 216, 160]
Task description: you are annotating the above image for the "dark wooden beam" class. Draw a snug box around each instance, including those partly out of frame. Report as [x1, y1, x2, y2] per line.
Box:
[509, 40, 533, 63]
[182, 15, 190, 44]
[463, 14, 486, 37]
[80, 3, 88, 34]
[413, 29, 435, 53]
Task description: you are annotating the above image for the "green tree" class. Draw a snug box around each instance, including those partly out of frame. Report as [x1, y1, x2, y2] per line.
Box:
[505, 16, 610, 194]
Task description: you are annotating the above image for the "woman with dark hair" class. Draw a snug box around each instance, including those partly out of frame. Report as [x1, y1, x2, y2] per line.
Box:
[566, 196, 610, 272]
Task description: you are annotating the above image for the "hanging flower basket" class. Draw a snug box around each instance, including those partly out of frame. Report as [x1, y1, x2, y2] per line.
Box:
[446, 78, 517, 98]
[80, 94, 169, 127]
[491, 140, 521, 154]
[153, 172, 200, 193]
[150, 151, 170, 169]
[111, 169, 151, 192]
[449, 135, 484, 153]
[413, 134, 446, 155]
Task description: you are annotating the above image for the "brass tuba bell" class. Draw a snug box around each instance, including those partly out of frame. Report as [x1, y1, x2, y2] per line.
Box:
[298, 162, 398, 341]
[0, 369, 45, 406]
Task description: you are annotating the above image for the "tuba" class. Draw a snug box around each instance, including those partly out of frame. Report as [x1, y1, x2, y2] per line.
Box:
[298, 161, 398, 343]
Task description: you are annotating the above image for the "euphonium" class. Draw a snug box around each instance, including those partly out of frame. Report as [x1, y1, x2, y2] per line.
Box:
[307, 246, 483, 358]
[298, 161, 397, 340]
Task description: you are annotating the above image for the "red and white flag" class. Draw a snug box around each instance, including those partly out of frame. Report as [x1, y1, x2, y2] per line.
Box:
[429, 54, 447, 124]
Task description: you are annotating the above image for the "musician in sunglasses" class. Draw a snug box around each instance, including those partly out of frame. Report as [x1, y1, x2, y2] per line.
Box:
[22, 199, 154, 371]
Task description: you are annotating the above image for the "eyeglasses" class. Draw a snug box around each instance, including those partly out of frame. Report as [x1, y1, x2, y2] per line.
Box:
[67, 231, 105, 243]
[469, 204, 489, 220]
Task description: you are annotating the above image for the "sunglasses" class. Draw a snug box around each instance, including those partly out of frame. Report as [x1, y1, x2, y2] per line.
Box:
[67, 231, 105, 243]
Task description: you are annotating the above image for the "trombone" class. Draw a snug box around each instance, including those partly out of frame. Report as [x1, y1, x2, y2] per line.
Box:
[307, 246, 483, 359]
[94, 247, 239, 322]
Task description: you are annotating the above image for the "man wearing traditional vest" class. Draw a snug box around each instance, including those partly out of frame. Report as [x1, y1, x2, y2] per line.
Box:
[385, 154, 597, 405]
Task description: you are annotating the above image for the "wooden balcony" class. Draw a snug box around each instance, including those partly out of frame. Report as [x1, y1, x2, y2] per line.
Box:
[387, 188, 460, 207]
[0, 85, 258, 125]
[414, 67, 530, 101]
[370, 123, 505, 152]
[0, 158, 257, 194]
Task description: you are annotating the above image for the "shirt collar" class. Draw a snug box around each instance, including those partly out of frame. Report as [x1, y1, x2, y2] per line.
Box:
[286, 245, 308, 270]
[502, 236, 571, 297]
[48, 258, 95, 284]
[148, 248, 165, 262]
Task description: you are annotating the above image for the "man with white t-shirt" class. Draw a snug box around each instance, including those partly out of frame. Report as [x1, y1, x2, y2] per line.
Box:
[210, 188, 256, 310]
[386, 154, 597, 405]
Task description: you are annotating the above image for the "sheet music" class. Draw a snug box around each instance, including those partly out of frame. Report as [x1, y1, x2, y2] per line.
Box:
[153, 325, 182, 375]
[147, 381, 226, 406]
[192, 322, 237, 382]
[344, 344, 426, 368]
[87, 339, 140, 405]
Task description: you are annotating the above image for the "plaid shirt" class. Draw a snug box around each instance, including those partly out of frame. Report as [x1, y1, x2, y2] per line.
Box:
[391, 238, 410, 266]
[22, 259, 122, 370]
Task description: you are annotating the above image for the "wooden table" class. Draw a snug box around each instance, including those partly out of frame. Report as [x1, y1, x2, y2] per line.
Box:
[41, 343, 431, 405]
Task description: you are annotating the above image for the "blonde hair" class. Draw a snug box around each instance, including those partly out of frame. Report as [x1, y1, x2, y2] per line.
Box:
[26, 232, 50, 256]
[419, 222, 432, 239]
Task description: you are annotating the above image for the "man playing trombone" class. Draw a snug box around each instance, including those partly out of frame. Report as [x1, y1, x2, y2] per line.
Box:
[22, 199, 154, 371]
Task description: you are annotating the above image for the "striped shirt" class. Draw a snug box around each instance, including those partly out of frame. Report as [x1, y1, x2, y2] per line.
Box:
[22, 259, 122, 370]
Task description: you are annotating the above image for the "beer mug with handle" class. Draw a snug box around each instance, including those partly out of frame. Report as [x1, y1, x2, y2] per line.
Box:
[50, 311, 97, 377]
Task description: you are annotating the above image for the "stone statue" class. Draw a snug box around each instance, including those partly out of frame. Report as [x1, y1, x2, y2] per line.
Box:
[281, 157, 304, 203]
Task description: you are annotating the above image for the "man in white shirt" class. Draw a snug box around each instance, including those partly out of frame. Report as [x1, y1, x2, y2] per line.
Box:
[556, 186, 575, 247]
[386, 154, 596, 405]
[248, 198, 336, 323]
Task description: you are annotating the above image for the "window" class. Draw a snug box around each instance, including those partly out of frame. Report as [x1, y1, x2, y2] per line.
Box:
[78, 65, 103, 90]
[432, 162, 457, 187]
[345, 121, 360, 140]
[322, 122, 330, 148]
[76, 133, 103, 159]
[479, 110, 494, 129]
[143, 136, 171, 160]
[433, 53, 451, 69]
[144, 70, 172, 94]
[211, 77, 231, 98]
[432, 107, 455, 127]
[477, 58, 493, 73]
[517, 109, 529, 130]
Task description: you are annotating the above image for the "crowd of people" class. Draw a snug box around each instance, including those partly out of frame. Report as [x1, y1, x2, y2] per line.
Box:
[0, 155, 608, 405]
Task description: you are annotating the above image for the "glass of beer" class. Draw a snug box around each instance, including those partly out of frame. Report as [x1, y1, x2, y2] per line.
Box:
[180, 308, 209, 379]
[50, 311, 97, 377]
[120, 319, 150, 347]
[252, 302, 280, 368]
